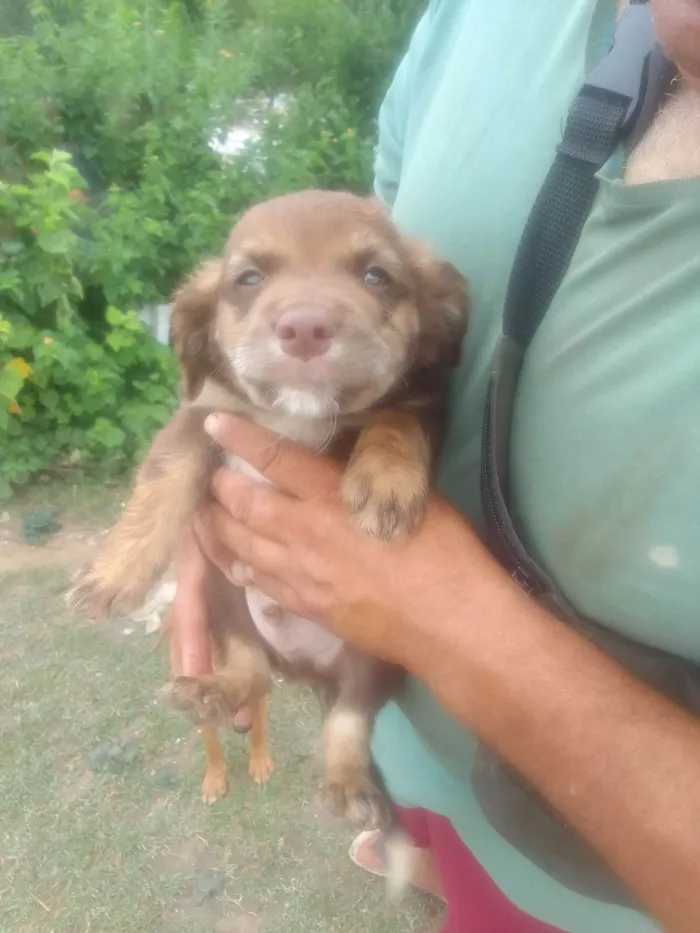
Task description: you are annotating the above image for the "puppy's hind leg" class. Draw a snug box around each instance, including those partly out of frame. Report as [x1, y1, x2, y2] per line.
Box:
[200, 723, 228, 803]
[169, 635, 272, 727]
[165, 605, 228, 803]
[69, 407, 219, 618]
[322, 704, 388, 828]
[248, 693, 274, 785]
[322, 651, 402, 829]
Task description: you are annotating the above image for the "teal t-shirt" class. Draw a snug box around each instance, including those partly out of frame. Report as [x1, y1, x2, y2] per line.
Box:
[371, 2, 700, 931]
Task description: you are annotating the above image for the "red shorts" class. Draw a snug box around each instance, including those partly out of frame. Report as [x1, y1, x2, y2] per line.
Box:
[395, 806, 565, 933]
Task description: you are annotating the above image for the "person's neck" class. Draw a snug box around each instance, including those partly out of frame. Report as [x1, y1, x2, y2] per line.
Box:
[613, 1, 700, 182]
[625, 77, 700, 184]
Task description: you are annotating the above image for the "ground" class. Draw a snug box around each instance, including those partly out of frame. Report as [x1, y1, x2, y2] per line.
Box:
[0, 479, 442, 933]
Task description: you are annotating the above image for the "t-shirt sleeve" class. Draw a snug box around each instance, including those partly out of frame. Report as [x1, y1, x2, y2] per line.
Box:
[373, 10, 432, 209]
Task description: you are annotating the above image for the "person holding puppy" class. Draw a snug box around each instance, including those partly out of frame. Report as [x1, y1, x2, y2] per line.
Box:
[176, 1, 700, 931]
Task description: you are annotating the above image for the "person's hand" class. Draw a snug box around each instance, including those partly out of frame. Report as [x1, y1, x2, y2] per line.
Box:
[194, 413, 508, 676]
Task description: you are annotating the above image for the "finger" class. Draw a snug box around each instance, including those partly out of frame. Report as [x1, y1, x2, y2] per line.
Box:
[203, 412, 343, 499]
[173, 530, 214, 676]
[193, 513, 238, 582]
[200, 501, 290, 581]
[176, 524, 208, 586]
[210, 467, 301, 544]
[193, 514, 253, 587]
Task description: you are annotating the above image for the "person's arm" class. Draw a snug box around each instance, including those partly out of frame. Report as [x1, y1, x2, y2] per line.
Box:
[432, 566, 700, 933]
[195, 413, 700, 933]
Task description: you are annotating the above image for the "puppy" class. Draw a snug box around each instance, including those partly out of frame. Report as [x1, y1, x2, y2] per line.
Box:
[70, 189, 469, 822]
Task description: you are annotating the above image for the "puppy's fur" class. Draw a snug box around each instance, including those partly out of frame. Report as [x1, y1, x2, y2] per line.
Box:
[70, 190, 469, 821]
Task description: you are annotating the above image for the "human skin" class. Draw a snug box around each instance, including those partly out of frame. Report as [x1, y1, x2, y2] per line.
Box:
[172, 5, 700, 927]
[652, 0, 700, 92]
[190, 413, 700, 932]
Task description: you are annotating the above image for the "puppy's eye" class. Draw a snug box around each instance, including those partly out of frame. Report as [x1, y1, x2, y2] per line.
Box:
[235, 269, 263, 287]
[363, 265, 392, 287]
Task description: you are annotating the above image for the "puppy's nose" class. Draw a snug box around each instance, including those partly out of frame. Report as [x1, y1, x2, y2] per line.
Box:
[275, 310, 335, 360]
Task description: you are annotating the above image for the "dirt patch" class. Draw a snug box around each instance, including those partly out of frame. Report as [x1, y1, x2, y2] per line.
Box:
[0, 476, 128, 576]
[0, 521, 104, 575]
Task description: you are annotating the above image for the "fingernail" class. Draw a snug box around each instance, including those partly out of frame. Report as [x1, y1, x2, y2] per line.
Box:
[204, 414, 220, 436]
[230, 560, 254, 586]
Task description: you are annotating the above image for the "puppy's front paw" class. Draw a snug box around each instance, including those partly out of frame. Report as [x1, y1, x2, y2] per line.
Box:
[249, 753, 275, 785]
[341, 454, 428, 541]
[167, 676, 236, 725]
[201, 768, 228, 804]
[322, 766, 390, 829]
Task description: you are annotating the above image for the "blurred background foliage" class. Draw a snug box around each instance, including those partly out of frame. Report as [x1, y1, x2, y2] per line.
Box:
[0, 0, 424, 498]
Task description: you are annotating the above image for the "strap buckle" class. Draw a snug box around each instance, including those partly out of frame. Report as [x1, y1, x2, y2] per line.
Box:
[582, 1, 668, 138]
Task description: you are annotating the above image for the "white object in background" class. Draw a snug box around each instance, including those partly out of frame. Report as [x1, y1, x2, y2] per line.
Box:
[208, 94, 289, 159]
[138, 303, 172, 345]
[209, 123, 260, 158]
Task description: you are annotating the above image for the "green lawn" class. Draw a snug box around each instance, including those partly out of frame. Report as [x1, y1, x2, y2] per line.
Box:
[0, 560, 442, 932]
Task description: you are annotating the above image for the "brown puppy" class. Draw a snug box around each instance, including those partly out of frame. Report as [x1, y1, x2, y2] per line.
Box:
[70, 189, 468, 822]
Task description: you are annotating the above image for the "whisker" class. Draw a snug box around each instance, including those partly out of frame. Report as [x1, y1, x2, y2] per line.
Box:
[315, 412, 338, 454]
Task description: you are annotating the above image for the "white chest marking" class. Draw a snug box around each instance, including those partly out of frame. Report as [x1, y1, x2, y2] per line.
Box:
[245, 586, 344, 669]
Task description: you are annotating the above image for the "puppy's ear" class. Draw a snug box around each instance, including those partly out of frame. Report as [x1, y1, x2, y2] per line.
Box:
[170, 259, 224, 399]
[409, 241, 470, 369]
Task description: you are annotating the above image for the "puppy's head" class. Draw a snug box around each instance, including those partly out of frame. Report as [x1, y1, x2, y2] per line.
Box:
[172, 190, 468, 417]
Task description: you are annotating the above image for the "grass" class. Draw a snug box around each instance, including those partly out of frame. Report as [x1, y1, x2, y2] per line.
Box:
[0, 563, 442, 933]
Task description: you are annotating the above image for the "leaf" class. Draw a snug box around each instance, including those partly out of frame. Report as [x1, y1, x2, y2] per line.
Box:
[0, 362, 27, 400]
[89, 418, 126, 448]
[153, 769, 180, 790]
[40, 388, 60, 410]
[48, 149, 73, 166]
[36, 228, 73, 255]
[7, 357, 32, 378]
[191, 872, 224, 907]
[89, 740, 140, 773]
[38, 279, 67, 306]
[105, 305, 123, 326]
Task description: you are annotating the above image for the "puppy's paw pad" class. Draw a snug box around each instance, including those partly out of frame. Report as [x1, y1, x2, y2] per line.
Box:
[323, 769, 390, 829]
[341, 463, 427, 542]
[167, 676, 233, 725]
[201, 769, 228, 804]
[249, 755, 274, 785]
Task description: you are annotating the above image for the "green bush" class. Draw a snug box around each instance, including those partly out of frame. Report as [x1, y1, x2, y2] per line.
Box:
[0, 0, 424, 499]
[0, 150, 177, 502]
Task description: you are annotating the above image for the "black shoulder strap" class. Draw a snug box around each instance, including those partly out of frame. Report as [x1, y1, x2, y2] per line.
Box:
[481, 0, 676, 605]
